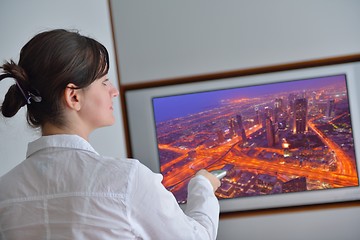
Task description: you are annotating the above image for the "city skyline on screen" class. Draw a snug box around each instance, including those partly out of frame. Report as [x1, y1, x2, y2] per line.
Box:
[152, 74, 359, 203]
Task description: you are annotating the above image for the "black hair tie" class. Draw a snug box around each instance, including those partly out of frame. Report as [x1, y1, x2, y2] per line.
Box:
[0, 73, 42, 104]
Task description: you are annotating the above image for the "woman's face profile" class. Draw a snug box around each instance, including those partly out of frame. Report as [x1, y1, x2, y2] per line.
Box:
[78, 75, 119, 130]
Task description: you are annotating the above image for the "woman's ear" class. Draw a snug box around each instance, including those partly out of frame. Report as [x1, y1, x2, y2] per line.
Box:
[64, 83, 82, 111]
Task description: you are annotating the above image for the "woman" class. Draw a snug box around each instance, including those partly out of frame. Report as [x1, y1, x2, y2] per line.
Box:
[0, 29, 221, 239]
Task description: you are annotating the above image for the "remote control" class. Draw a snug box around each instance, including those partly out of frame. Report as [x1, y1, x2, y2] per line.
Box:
[210, 170, 227, 180]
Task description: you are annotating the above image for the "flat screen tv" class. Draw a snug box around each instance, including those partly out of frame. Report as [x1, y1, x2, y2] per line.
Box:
[124, 58, 360, 212]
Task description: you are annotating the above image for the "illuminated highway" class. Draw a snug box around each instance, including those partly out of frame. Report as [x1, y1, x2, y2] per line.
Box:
[154, 80, 359, 202]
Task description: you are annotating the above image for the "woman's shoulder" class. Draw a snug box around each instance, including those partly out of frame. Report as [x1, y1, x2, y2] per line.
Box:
[95, 156, 141, 176]
[98, 156, 162, 186]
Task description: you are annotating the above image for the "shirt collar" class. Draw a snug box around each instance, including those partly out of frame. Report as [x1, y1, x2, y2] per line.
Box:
[26, 134, 99, 158]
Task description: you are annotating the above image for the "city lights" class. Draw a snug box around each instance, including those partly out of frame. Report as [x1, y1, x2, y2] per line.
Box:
[153, 74, 359, 203]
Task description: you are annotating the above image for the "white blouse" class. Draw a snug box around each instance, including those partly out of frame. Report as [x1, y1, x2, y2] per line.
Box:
[0, 134, 219, 240]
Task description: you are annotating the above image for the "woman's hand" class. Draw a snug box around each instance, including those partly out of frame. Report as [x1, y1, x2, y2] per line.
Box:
[196, 169, 221, 192]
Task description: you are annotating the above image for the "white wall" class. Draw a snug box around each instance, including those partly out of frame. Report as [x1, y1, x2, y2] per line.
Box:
[110, 1, 360, 240]
[111, 0, 360, 84]
[0, 0, 126, 177]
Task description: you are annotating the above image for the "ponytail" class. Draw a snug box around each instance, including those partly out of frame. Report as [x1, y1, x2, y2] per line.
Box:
[0, 61, 42, 118]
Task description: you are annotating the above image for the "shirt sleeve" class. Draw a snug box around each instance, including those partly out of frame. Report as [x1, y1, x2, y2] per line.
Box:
[185, 175, 220, 239]
[126, 161, 219, 240]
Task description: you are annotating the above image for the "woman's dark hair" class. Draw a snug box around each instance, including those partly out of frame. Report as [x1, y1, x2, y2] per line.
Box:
[0, 29, 109, 128]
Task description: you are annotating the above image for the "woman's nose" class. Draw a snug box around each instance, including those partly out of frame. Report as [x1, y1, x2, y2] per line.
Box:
[111, 84, 119, 97]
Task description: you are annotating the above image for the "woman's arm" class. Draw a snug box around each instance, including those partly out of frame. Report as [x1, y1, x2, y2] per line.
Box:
[127, 162, 220, 240]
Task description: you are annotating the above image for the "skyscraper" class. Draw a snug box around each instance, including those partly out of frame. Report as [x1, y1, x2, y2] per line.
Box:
[217, 129, 225, 143]
[293, 98, 308, 134]
[274, 98, 283, 110]
[266, 117, 275, 147]
[255, 106, 261, 125]
[274, 98, 283, 123]
[229, 118, 236, 137]
[236, 114, 247, 142]
[326, 99, 335, 117]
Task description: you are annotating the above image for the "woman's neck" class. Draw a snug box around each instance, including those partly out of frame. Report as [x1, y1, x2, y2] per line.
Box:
[41, 122, 90, 141]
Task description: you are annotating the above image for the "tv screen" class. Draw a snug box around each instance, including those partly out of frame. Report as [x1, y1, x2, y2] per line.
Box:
[125, 61, 360, 212]
[152, 74, 358, 204]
